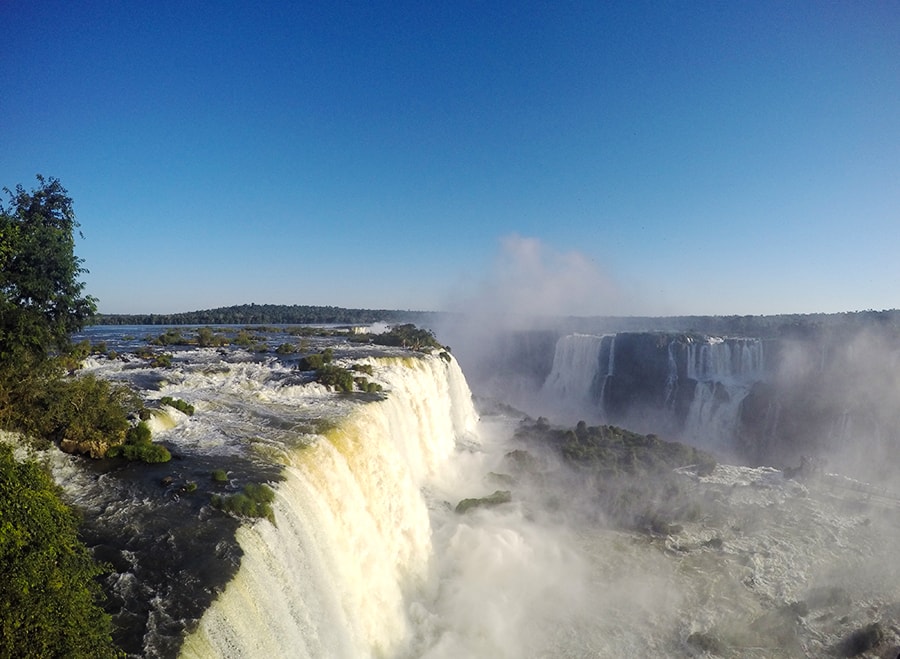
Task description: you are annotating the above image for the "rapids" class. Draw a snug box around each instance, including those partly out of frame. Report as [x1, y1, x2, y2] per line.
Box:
[46, 327, 900, 657]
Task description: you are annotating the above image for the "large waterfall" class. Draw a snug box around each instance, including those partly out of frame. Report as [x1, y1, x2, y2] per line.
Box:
[180, 356, 479, 658]
[535, 332, 768, 452]
[540, 334, 609, 410]
[53, 325, 900, 657]
[681, 337, 765, 450]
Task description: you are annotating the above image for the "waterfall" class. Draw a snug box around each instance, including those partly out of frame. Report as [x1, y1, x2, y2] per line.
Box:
[683, 338, 765, 449]
[180, 355, 479, 659]
[663, 340, 679, 409]
[686, 337, 764, 383]
[540, 334, 606, 402]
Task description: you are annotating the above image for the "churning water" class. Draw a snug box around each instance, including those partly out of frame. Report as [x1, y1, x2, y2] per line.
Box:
[45, 327, 900, 657]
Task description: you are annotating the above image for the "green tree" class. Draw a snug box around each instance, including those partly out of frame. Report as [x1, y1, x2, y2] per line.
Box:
[0, 176, 96, 367]
[0, 444, 118, 658]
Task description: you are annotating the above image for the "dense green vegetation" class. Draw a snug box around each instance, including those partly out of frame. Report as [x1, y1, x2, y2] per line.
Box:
[350, 323, 445, 351]
[0, 178, 164, 460]
[0, 177, 166, 655]
[106, 421, 171, 463]
[160, 396, 195, 416]
[0, 176, 96, 369]
[211, 483, 276, 523]
[0, 444, 119, 658]
[95, 300, 900, 345]
[295, 349, 383, 393]
[95, 303, 430, 326]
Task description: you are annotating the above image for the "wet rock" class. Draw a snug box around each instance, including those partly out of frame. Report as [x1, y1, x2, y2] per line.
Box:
[837, 622, 883, 657]
[686, 631, 724, 655]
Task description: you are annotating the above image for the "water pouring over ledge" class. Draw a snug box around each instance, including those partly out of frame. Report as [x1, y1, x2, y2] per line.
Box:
[49, 325, 900, 657]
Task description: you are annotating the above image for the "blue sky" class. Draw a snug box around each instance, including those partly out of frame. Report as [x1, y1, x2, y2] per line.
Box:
[2, 1, 898, 316]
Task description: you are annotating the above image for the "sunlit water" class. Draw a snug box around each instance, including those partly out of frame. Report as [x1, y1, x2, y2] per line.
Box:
[42, 327, 900, 657]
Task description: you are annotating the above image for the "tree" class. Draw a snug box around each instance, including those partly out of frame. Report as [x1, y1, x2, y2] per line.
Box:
[0, 175, 96, 366]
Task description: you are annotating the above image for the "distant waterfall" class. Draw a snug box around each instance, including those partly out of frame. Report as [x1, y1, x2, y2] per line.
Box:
[686, 337, 764, 382]
[540, 334, 607, 402]
[535, 332, 767, 450]
[180, 355, 479, 659]
[682, 337, 765, 449]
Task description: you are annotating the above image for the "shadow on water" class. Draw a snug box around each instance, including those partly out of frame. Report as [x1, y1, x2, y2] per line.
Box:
[74, 452, 282, 657]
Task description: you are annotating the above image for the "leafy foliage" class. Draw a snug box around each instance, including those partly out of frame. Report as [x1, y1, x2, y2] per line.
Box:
[314, 364, 355, 392]
[211, 483, 276, 523]
[106, 421, 171, 463]
[0, 176, 96, 367]
[352, 323, 444, 351]
[159, 396, 195, 416]
[297, 348, 332, 371]
[0, 444, 118, 658]
[41, 375, 135, 457]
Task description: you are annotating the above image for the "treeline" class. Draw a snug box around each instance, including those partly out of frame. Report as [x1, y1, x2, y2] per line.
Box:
[564, 309, 900, 339]
[95, 303, 435, 326]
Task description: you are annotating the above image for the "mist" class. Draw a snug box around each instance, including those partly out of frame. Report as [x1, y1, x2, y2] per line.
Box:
[425, 239, 900, 657]
[436, 234, 635, 412]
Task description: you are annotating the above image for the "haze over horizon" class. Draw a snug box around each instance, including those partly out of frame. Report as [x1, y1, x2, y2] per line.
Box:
[2, 2, 898, 317]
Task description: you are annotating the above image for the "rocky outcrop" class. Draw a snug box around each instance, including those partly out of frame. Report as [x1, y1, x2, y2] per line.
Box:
[59, 435, 123, 459]
[455, 490, 512, 514]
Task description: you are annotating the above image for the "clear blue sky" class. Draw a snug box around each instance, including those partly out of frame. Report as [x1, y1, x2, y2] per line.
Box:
[2, 1, 898, 316]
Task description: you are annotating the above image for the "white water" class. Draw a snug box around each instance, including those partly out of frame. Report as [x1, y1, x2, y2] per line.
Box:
[178, 348, 900, 658]
[181, 355, 480, 658]
[685, 337, 764, 383]
[62, 334, 900, 657]
[682, 338, 765, 450]
[541, 333, 606, 402]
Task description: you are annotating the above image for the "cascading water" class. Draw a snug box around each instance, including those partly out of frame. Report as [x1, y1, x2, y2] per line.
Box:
[682, 337, 765, 450]
[46, 326, 900, 658]
[536, 332, 768, 452]
[181, 356, 478, 658]
[540, 334, 606, 402]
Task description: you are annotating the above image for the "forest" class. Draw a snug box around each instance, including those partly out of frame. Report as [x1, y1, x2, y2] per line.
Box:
[94, 303, 433, 326]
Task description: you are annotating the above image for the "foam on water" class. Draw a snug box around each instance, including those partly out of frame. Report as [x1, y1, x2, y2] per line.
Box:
[181, 354, 479, 658]
[55, 331, 900, 657]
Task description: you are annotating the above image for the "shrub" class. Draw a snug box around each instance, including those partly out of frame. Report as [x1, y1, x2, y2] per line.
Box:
[126, 421, 152, 444]
[196, 327, 226, 347]
[0, 445, 119, 658]
[315, 364, 355, 392]
[297, 353, 325, 371]
[38, 374, 136, 457]
[160, 396, 195, 416]
[211, 483, 276, 523]
[106, 421, 171, 464]
[152, 329, 186, 346]
[211, 469, 228, 483]
[233, 330, 255, 347]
